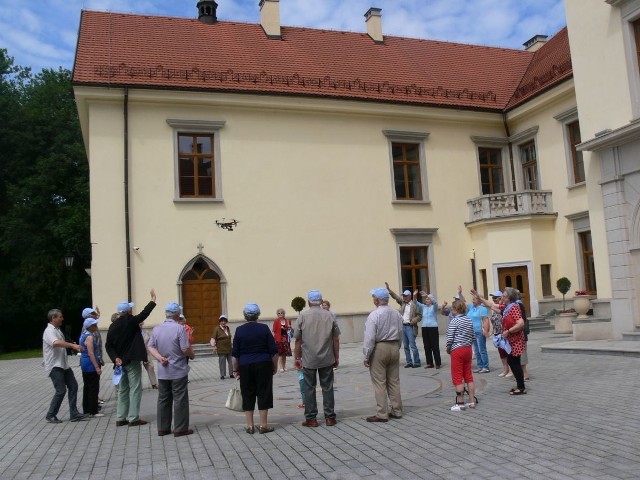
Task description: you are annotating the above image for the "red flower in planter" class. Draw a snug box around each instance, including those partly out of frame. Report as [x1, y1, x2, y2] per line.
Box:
[574, 290, 588, 296]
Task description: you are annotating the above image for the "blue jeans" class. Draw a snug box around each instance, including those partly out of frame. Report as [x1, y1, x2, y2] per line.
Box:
[302, 366, 335, 420]
[402, 325, 421, 366]
[47, 367, 81, 419]
[473, 333, 489, 370]
[117, 361, 143, 422]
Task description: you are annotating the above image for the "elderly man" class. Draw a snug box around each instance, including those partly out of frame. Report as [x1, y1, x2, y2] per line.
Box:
[293, 289, 340, 427]
[363, 288, 404, 423]
[105, 289, 156, 427]
[385, 282, 422, 368]
[42, 309, 86, 423]
[147, 302, 195, 437]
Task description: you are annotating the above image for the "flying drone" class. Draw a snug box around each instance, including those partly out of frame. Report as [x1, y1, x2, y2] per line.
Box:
[215, 218, 239, 231]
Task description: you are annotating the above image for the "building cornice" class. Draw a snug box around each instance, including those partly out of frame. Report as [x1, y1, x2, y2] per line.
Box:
[577, 118, 640, 151]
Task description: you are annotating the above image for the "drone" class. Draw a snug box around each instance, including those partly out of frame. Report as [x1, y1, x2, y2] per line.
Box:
[215, 218, 239, 231]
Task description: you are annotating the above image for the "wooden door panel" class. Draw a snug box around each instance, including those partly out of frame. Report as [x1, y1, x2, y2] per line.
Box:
[498, 266, 530, 316]
[182, 280, 221, 343]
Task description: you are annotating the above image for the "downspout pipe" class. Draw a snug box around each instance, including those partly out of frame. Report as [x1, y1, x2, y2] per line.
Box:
[124, 88, 132, 301]
[502, 111, 518, 211]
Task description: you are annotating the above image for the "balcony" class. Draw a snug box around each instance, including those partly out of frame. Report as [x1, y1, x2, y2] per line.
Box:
[467, 190, 555, 224]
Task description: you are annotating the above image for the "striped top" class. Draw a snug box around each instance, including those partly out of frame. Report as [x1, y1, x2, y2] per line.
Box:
[446, 314, 475, 352]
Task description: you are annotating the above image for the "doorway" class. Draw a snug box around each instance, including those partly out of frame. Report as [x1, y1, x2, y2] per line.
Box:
[181, 259, 222, 343]
[498, 266, 530, 316]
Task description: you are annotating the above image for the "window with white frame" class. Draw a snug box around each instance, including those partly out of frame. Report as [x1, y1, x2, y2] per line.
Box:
[610, 0, 640, 117]
[383, 130, 430, 202]
[567, 210, 597, 295]
[554, 107, 585, 186]
[167, 119, 225, 201]
[509, 126, 540, 191]
[390, 228, 438, 296]
[470, 136, 509, 195]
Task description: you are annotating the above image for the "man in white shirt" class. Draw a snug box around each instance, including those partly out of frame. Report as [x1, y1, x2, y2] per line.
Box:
[363, 287, 404, 422]
[42, 309, 86, 423]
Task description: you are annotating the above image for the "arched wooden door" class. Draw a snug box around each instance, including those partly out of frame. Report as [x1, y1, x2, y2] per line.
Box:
[498, 266, 530, 316]
[181, 259, 221, 344]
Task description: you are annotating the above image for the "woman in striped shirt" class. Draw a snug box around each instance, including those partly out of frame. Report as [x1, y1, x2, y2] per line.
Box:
[446, 299, 476, 411]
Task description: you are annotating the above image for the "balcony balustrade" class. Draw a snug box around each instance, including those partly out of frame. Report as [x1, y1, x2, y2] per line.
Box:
[467, 190, 554, 223]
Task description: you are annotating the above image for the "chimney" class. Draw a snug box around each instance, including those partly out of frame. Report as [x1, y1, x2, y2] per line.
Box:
[365, 7, 383, 44]
[260, 0, 281, 39]
[197, 0, 218, 24]
[523, 34, 548, 52]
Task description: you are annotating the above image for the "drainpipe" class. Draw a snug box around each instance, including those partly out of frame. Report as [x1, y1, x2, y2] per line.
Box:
[502, 111, 518, 211]
[124, 88, 132, 300]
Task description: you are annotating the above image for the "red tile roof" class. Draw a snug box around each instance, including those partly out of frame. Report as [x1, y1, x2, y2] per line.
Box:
[73, 10, 570, 112]
[506, 27, 572, 110]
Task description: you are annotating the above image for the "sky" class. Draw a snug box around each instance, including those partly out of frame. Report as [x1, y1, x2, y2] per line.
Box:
[0, 0, 567, 73]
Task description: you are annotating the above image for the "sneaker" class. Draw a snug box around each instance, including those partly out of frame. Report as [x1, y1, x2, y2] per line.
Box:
[404, 364, 413, 368]
[46, 416, 62, 424]
[451, 403, 466, 411]
[479, 368, 490, 373]
[473, 368, 481, 373]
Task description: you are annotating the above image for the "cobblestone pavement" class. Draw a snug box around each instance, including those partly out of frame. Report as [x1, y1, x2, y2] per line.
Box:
[1, 330, 639, 479]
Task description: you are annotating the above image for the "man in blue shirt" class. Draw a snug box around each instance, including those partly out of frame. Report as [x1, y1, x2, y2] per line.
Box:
[147, 302, 194, 437]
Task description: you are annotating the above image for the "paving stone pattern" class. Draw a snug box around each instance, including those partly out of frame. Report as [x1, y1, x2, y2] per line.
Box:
[0, 330, 638, 479]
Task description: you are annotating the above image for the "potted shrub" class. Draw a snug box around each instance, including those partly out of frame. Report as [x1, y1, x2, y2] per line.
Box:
[556, 277, 571, 311]
[573, 289, 591, 319]
[291, 296, 306, 315]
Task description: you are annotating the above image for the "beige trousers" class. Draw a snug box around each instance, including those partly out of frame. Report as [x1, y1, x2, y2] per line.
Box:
[369, 340, 402, 419]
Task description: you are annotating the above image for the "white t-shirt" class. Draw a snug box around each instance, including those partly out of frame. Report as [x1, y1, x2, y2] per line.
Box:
[42, 323, 69, 376]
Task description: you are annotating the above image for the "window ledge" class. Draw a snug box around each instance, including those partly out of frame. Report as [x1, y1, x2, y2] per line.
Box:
[392, 200, 432, 205]
[174, 198, 224, 203]
[566, 182, 586, 190]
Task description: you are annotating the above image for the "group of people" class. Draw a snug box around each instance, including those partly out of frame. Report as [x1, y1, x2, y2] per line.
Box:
[42, 283, 529, 433]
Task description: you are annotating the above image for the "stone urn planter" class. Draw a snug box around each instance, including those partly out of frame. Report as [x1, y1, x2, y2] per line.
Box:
[555, 312, 576, 333]
[573, 295, 591, 319]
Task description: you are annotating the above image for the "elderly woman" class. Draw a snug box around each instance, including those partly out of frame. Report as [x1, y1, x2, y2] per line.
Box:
[232, 303, 279, 434]
[488, 290, 510, 377]
[446, 299, 476, 411]
[272, 308, 292, 373]
[467, 295, 490, 373]
[415, 291, 441, 369]
[79, 317, 104, 417]
[472, 287, 526, 394]
[211, 314, 233, 379]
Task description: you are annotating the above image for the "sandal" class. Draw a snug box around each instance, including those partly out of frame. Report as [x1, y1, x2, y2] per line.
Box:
[463, 387, 478, 408]
[509, 388, 527, 395]
[258, 425, 274, 434]
[245, 426, 255, 434]
[451, 393, 467, 411]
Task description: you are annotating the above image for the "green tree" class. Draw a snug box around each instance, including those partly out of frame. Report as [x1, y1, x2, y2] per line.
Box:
[0, 50, 91, 352]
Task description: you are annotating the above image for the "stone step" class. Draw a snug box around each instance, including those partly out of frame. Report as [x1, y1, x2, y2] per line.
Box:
[621, 331, 640, 342]
[528, 317, 553, 331]
[193, 343, 215, 358]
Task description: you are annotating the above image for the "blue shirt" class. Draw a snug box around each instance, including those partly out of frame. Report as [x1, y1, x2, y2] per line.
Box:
[79, 330, 101, 373]
[466, 304, 488, 333]
[232, 322, 278, 366]
[417, 301, 439, 328]
[148, 318, 190, 380]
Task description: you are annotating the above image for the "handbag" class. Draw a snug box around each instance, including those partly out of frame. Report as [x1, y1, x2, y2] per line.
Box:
[225, 381, 243, 411]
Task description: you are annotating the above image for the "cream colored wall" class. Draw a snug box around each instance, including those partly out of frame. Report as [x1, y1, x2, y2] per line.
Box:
[565, 0, 632, 133]
[81, 89, 514, 328]
[78, 79, 591, 329]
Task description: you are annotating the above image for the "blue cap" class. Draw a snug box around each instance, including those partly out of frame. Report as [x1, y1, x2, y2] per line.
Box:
[243, 303, 260, 315]
[82, 307, 97, 319]
[308, 290, 322, 302]
[82, 318, 98, 330]
[370, 287, 390, 300]
[117, 302, 134, 313]
[112, 365, 123, 385]
[491, 290, 503, 298]
[165, 302, 182, 314]
[402, 290, 412, 296]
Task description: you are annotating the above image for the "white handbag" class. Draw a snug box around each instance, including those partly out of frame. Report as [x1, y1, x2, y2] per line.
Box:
[225, 381, 243, 411]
